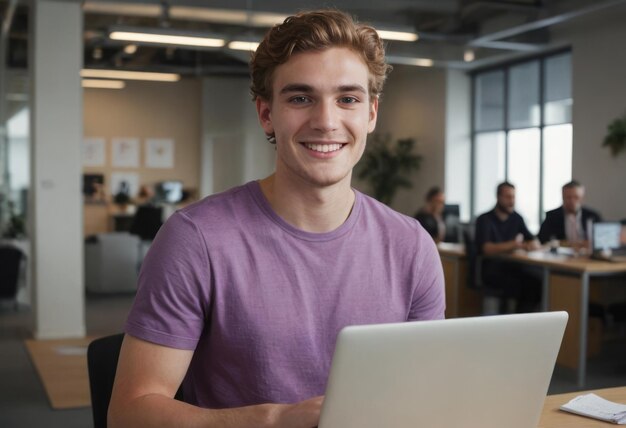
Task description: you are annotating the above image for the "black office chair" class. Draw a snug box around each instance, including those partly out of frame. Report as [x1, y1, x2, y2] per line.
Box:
[0, 245, 24, 310]
[462, 227, 507, 315]
[130, 205, 163, 241]
[87, 334, 184, 428]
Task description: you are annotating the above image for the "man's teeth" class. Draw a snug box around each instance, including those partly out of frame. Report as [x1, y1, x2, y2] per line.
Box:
[305, 143, 343, 153]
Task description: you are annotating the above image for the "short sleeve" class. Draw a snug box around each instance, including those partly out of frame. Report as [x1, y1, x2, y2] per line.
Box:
[125, 211, 211, 350]
[519, 215, 534, 241]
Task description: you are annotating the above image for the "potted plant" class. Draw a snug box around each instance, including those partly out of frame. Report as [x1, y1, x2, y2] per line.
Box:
[357, 134, 422, 206]
[603, 114, 626, 157]
[2, 201, 26, 239]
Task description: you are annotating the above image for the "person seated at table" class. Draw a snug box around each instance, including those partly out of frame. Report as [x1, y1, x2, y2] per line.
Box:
[538, 180, 602, 247]
[130, 185, 163, 241]
[415, 186, 446, 243]
[475, 182, 542, 313]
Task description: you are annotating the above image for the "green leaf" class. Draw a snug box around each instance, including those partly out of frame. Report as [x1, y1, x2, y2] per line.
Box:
[356, 135, 422, 206]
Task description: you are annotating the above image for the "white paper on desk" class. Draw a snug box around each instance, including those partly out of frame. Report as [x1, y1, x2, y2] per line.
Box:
[560, 393, 626, 424]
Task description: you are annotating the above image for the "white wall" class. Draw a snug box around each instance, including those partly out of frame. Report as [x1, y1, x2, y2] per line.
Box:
[83, 79, 202, 196]
[201, 77, 275, 196]
[554, 8, 626, 221]
[367, 65, 447, 216]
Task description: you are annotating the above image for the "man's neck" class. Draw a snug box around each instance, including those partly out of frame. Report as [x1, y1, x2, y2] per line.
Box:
[494, 206, 511, 221]
[258, 174, 356, 233]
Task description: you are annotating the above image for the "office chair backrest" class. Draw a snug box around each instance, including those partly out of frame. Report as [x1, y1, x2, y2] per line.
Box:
[88, 334, 125, 428]
[87, 334, 184, 428]
[130, 205, 163, 241]
[0, 246, 23, 300]
[461, 226, 480, 290]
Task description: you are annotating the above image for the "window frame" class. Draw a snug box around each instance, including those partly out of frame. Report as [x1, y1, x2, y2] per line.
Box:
[469, 48, 572, 229]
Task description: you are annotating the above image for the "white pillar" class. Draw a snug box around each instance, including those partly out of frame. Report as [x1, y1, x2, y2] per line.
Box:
[31, 0, 85, 339]
[444, 69, 471, 222]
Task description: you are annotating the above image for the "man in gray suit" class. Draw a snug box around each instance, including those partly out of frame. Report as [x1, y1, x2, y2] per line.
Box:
[538, 180, 602, 245]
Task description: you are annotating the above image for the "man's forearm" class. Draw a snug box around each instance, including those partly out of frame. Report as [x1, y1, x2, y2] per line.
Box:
[482, 240, 518, 255]
[109, 394, 273, 428]
[109, 393, 323, 428]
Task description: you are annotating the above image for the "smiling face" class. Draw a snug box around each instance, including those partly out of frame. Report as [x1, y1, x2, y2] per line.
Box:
[256, 47, 378, 189]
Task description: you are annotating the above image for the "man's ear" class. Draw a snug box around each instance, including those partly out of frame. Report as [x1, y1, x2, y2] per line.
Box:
[256, 98, 274, 135]
[367, 96, 379, 134]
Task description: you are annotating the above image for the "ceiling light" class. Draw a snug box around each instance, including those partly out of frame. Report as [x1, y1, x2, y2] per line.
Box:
[249, 12, 288, 27]
[170, 7, 287, 27]
[377, 30, 419, 42]
[80, 69, 181, 82]
[228, 41, 260, 51]
[109, 28, 225, 48]
[82, 79, 126, 89]
[386, 56, 434, 67]
[464, 49, 475, 62]
[124, 44, 138, 55]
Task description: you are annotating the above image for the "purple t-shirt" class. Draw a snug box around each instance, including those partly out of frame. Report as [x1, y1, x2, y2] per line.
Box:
[125, 181, 445, 408]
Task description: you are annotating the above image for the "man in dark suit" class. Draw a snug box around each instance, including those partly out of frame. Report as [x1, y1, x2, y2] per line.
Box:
[538, 180, 602, 245]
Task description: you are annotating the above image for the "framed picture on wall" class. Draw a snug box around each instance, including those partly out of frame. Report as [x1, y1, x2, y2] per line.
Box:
[111, 137, 140, 168]
[83, 137, 106, 167]
[145, 138, 175, 168]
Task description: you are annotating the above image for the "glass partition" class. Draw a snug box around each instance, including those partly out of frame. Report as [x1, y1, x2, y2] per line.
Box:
[1, 4, 30, 239]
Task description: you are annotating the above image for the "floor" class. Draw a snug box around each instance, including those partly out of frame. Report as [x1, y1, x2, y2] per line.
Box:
[0, 295, 133, 428]
[0, 296, 625, 427]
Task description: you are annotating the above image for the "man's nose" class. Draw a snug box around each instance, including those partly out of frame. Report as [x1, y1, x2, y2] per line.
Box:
[310, 100, 339, 132]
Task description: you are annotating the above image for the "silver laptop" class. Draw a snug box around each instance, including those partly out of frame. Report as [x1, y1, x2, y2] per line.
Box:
[318, 311, 568, 428]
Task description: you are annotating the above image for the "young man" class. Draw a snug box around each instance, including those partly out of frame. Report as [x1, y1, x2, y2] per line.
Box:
[474, 182, 541, 312]
[538, 180, 602, 245]
[109, 10, 445, 428]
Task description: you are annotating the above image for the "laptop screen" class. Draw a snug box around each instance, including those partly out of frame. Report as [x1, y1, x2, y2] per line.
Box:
[592, 222, 622, 251]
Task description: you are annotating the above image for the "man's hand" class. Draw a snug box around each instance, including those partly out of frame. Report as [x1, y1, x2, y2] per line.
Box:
[523, 239, 541, 252]
[266, 396, 324, 428]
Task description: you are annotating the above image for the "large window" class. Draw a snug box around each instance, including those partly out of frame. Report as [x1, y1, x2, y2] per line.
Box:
[471, 51, 572, 233]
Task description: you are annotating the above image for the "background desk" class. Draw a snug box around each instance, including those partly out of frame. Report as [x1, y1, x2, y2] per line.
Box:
[437, 243, 482, 318]
[503, 252, 626, 388]
[539, 386, 626, 427]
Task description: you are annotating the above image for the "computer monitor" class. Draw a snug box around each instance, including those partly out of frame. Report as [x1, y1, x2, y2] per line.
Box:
[442, 204, 461, 243]
[83, 174, 104, 197]
[592, 222, 622, 251]
[155, 181, 183, 204]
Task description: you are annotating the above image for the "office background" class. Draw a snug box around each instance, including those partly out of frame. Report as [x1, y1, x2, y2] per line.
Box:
[2, 0, 626, 374]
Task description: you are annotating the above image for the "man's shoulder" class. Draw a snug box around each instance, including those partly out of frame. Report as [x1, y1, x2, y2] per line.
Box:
[356, 191, 432, 247]
[582, 206, 602, 220]
[476, 209, 495, 224]
[357, 190, 420, 229]
[180, 182, 255, 219]
[544, 207, 562, 219]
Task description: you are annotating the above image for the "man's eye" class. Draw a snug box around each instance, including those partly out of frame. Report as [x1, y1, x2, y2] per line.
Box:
[339, 96, 358, 104]
[289, 96, 310, 104]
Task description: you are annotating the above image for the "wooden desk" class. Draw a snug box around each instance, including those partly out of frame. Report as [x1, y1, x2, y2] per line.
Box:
[437, 243, 482, 318]
[501, 251, 626, 388]
[539, 386, 626, 427]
